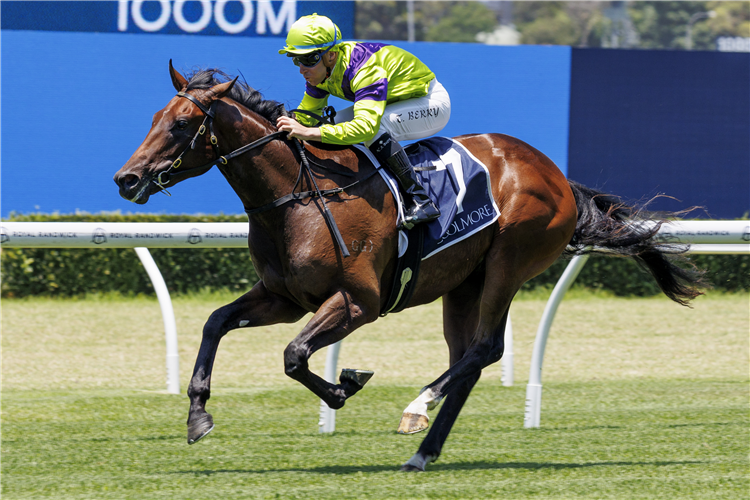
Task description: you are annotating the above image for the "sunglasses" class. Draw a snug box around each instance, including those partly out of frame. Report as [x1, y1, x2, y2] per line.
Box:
[292, 51, 324, 68]
[290, 23, 339, 69]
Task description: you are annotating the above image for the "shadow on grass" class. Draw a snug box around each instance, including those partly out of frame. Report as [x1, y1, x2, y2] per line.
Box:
[175, 459, 705, 476]
[665, 421, 737, 429]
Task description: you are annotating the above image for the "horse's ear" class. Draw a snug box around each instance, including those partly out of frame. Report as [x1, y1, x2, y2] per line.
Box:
[208, 76, 238, 101]
[169, 59, 188, 91]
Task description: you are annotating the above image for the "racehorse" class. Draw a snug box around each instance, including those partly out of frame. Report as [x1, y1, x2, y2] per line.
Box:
[114, 62, 704, 472]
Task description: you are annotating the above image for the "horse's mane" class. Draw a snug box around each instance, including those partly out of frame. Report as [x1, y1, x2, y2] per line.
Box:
[185, 68, 288, 124]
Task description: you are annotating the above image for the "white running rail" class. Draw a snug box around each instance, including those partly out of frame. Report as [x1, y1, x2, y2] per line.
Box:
[2, 220, 748, 428]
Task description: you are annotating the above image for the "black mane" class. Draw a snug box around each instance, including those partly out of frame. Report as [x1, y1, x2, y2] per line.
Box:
[185, 68, 289, 124]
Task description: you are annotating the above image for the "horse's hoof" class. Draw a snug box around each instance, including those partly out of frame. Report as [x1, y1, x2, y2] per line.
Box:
[187, 412, 214, 445]
[400, 452, 434, 471]
[400, 463, 425, 472]
[340, 368, 374, 389]
[397, 412, 429, 434]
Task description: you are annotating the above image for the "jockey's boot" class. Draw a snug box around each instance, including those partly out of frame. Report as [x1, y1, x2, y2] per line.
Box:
[369, 133, 440, 230]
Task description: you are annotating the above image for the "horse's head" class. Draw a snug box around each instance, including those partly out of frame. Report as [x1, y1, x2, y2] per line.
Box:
[114, 60, 237, 204]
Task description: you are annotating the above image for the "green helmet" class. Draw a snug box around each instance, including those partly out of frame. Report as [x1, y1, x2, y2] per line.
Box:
[278, 14, 342, 55]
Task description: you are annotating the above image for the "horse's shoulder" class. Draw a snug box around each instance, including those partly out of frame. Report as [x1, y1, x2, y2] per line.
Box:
[304, 141, 363, 159]
[303, 141, 375, 176]
[303, 141, 352, 153]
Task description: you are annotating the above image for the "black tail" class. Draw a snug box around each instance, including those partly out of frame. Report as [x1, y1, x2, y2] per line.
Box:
[566, 180, 707, 306]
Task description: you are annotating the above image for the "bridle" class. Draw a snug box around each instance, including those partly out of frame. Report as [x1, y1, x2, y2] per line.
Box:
[152, 90, 286, 195]
[154, 90, 374, 257]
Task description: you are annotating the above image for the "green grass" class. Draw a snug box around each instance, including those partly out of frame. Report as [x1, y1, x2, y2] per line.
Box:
[2, 291, 749, 499]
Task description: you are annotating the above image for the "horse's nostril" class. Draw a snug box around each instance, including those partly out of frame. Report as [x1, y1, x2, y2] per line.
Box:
[117, 173, 140, 190]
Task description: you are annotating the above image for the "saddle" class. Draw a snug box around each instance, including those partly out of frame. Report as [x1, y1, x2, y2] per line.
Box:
[356, 137, 501, 315]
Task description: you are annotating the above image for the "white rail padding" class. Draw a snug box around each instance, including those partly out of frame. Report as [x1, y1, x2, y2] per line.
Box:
[0, 222, 249, 248]
[524, 220, 749, 428]
[653, 220, 750, 245]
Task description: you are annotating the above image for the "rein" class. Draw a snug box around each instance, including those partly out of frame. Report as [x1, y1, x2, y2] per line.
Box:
[160, 90, 368, 257]
[153, 91, 288, 193]
[244, 155, 379, 215]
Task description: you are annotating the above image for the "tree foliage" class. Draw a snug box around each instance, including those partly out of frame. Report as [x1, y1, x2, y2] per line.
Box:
[631, 1, 727, 50]
[514, 1, 582, 45]
[706, 1, 750, 40]
[423, 2, 498, 42]
[354, 1, 749, 50]
[516, 1, 748, 49]
[354, 1, 412, 41]
[355, 1, 497, 42]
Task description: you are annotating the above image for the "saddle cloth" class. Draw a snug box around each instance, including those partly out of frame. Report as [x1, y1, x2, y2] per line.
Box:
[355, 136, 501, 260]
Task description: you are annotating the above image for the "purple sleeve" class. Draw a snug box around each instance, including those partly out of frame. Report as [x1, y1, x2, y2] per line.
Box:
[353, 78, 388, 102]
[305, 82, 329, 99]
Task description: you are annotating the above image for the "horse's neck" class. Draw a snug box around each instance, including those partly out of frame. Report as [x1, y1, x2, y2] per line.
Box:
[214, 100, 299, 211]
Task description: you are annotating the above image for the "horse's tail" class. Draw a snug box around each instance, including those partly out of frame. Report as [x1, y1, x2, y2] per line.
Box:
[565, 180, 708, 306]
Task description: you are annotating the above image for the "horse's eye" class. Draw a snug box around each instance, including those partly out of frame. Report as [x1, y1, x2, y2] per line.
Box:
[176, 119, 189, 130]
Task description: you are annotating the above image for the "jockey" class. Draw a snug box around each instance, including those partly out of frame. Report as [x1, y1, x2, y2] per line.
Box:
[276, 13, 451, 230]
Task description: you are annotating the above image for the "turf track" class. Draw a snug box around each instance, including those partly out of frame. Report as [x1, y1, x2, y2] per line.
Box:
[2, 291, 748, 499]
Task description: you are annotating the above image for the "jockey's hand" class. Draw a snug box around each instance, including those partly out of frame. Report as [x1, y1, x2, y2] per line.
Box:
[276, 116, 322, 142]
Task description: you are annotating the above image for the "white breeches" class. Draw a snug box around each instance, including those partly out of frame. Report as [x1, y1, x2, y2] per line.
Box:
[335, 79, 451, 147]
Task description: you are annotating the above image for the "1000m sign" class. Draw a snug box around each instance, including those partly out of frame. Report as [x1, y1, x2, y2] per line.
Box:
[2, 1, 354, 38]
[117, 0, 295, 35]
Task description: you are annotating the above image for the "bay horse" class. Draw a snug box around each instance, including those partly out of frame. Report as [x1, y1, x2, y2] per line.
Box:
[114, 63, 703, 472]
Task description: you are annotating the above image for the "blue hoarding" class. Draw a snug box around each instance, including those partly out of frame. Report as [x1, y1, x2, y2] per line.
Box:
[1, 27, 571, 217]
[1, 1, 355, 38]
[568, 49, 750, 219]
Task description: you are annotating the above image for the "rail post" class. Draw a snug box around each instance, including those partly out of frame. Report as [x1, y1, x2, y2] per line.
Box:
[318, 340, 342, 433]
[134, 247, 180, 395]
[523, 254, 589, 428]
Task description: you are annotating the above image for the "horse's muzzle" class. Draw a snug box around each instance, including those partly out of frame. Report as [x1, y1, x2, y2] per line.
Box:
[114, 171, 152, 204]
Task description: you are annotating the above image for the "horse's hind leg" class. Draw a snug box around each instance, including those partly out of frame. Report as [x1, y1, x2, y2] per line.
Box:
[402, 308, 511, 471]
[400, 255, 518, 471]
[399, 267, 490, 470]
[187, 280, 306, 444]
[398, 267, 483, 434]
[402, 371, 483, 471]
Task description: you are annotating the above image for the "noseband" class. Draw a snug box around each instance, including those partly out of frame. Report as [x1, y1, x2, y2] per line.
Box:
[153, 90, 286, 194]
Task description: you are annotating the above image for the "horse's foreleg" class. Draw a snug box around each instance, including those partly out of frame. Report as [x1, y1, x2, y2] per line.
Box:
[283, 290, 375, 409]
[187, 281, 306, 444]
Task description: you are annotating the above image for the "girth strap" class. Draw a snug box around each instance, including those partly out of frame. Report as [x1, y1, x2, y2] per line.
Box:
[380, 225, 425, 316]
